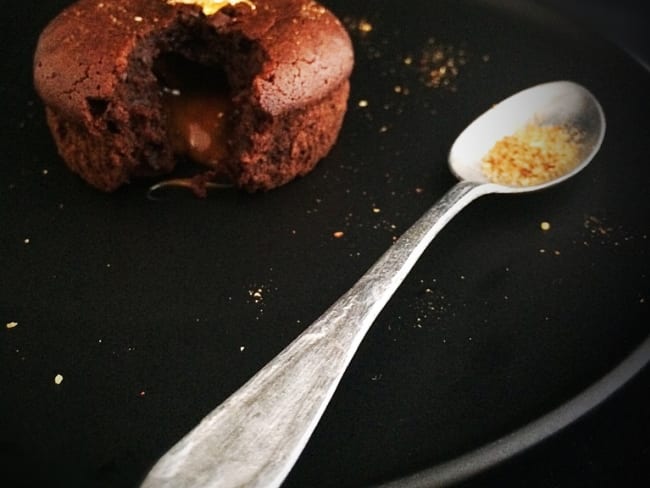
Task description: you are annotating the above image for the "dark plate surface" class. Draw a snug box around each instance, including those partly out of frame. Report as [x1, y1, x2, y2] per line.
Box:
[1, 1, 648, 487]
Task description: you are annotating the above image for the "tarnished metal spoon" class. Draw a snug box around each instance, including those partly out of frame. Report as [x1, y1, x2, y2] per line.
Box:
[142, 80, 605, 488]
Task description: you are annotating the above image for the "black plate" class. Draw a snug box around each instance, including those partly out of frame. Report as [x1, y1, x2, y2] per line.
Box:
[1, 1, 649, 487]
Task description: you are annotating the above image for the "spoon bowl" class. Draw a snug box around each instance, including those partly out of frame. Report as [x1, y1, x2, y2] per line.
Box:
[143, 81, 606, 488]
[450, 80, 605, 190]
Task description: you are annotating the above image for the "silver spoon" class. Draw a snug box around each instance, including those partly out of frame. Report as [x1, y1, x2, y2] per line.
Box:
[142, 80, 605, 488]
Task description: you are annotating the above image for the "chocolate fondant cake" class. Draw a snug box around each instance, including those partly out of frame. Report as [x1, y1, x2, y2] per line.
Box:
[33, 0, 354, 193]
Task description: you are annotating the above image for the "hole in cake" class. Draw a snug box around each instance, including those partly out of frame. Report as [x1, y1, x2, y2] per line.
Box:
[87, 97, 109, 118]
[107, 121, 120, 134]
[153, 53, 233, 169]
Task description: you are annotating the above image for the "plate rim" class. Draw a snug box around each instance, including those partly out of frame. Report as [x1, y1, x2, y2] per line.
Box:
[375, 0, 650, 484]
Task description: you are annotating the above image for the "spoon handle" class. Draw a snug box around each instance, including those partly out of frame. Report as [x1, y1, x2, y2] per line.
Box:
[143, 180, 491, 488]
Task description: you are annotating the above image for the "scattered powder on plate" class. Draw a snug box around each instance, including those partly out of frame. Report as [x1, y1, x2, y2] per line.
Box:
[580, 215, 638, 249]
[417, 38, 468, 91]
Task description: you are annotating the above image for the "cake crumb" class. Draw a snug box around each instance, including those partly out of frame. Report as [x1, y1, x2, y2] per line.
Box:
[54, 374, 64, 385]
[333, 231, 345, 238]
[6, 322, 18, 329]
[357, 99, 369, 108]
[540, 221, 551, 231]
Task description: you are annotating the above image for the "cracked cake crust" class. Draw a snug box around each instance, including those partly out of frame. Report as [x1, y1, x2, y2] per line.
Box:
[33, 0, 354, 192]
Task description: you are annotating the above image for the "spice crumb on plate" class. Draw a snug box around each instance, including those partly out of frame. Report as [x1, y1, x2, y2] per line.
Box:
[356, 19, 373, 34]
[342, 16, 374, 37]
[249, 288, 264, 303]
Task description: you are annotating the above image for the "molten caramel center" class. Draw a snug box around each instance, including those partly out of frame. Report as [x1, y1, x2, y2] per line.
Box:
[155, 54, 232, 167]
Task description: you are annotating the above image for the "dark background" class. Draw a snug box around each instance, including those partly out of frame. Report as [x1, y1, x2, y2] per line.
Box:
[540, 0, 649, 63]
[0, 1, 647, 487]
